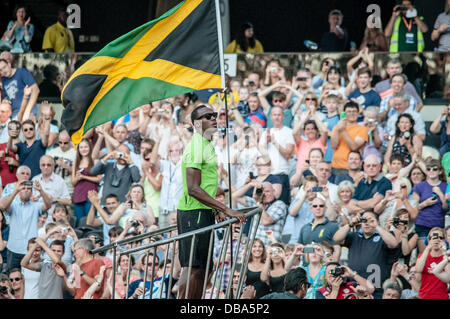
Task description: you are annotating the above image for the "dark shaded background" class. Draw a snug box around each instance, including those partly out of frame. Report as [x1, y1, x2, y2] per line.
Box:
[0, 0, 447, 53]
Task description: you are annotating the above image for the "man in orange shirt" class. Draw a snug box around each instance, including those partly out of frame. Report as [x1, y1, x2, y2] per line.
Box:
[330, 101, 368, 175]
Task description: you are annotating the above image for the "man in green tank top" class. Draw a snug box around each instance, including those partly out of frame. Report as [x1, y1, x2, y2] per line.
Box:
[177, 104, 246, 299]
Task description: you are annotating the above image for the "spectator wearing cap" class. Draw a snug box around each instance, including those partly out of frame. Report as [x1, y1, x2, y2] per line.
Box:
[431, 0, 450, 52]
[320, 9, 349, 52]
[0, 179, 51, 272]
[333, 211, 398, 298]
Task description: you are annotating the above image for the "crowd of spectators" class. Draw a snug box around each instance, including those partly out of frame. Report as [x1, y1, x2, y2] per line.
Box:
[0, 2, 449, 301]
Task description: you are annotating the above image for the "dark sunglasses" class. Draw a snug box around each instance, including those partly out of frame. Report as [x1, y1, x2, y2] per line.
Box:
[198, 112, 217, 120]
[273, 99, 285, 103]
[10, 277, 21, 282]
[312, 204, 325, 208]
[23, 127, 34, 132]
[305, 98, 317, 101]
[59, 141, 69, 145]
[426, 166, 439, 172]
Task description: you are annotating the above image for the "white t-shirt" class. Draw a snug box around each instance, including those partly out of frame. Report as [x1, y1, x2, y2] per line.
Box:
[22, 267, 40, 299]
[259, 126, 295, 175]
[230, 146, 260, 189]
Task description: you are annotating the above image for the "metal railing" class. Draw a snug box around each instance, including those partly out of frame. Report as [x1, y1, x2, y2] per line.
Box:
[92, 206, 262, 299]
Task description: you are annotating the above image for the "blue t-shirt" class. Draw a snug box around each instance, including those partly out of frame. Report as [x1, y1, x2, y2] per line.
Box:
[16, 139, 47, 178]
[1, 68, 37, 117]
[348, 89, 381, 109]
[324, 114, 340, 162]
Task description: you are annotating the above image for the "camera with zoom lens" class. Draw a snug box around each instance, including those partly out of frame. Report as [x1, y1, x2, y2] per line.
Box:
[0, 286, 8, 294]
[330, 267, 345, 277]
[359, 217, 367, 223]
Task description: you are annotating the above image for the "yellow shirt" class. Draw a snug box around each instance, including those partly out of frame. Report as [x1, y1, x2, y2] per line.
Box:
[42, 22, 75, 53]
[224, 39, 264, 53]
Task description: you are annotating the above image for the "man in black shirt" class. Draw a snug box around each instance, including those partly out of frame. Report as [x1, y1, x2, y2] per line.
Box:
[320, 9, 349, 52]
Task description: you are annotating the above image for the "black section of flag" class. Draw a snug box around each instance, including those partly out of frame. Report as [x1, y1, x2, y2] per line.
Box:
[144, 0, 219, 75]
[61, 74, 108, 136]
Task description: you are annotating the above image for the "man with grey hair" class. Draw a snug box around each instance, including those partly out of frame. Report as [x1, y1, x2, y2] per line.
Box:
[360, 106, 384, 160]
[375, 59, 423, 110]
[320, 9, 349, 52]
[385, 93, 425, 141]
[48, 130, 76, 196]
[352, 154, 392, 210]
[1, 165, 32, 199]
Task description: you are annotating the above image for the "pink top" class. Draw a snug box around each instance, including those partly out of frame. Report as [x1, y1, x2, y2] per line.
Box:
[295, 137, 326, 171]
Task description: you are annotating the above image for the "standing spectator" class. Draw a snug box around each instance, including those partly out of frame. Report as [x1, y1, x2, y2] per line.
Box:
[297, 197, 340, 260]
[8, 117, 50, 178]
[333, 211, 398, 298]
[141, 151, 162, 224]
[38, 65, 61, 98]
[328, 180, 362, 224]
[0, 119, 20, 188]
[429, 104, 450, 156]
[8, 268, 24, 298]
[346, 68, 381, 113]
[32, 155, 72, 222]
[21, 237, 67, 299]
[360, 107, 384, 161]
[2, 4, 34, 53]
[318, 66, 347, 100]
[312, 58, 338, 91]
[260, 243, 288, 295]
[245, 238, 270, 299]
[259, 106, 295, 205]
[71, 238, 106, 299]
[71, 139, 101, 227]
[353, 155, 392, 211]
[86, 191, 120, 245]
[0, 100, 12, 144]
[225, 22, 264, 53]
[0, 180, 51, 272]
[381, 282, 402, 299]
[111, 253, 140, 299]
[0, 58, 39, 119]
[0, 274, 14, 299]
[259, 83, 298, 129]
[232, 93, 267, 128]
[21, 238, 42, 299]
[48, 130, 77, 198]
[334, 151, 364, 186]
[315, 262, 375, 299]
[320, 9, 349, 52]
[374, 59, 423, 109]
[90, 144, 141, 205]
[42, 7, 75, 53]
[416, 228, 449, 299]
[385, 0, 428, 52]
[330, 101, 368, 175]
[410, 159, 448, 252]
[431, 0, 450, 51]
[359, 18, 389, 52]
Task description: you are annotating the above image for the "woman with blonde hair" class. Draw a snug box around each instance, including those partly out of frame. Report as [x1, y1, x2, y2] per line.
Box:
[360, 17, 388, 52]
[329, 180, 362, 224]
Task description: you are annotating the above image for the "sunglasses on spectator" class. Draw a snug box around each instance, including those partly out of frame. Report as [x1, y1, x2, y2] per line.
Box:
[273, 99, 285, 103]
[429, 235, 445, 240]
[198, 112, 217, 120]
[59, 141, 69, 145]
[426, 166, 439, 171]
[312, 204, 325, 208]
[10, 277, 21, 282]
[23, 127, 34, 132]
[305, 98, 317, 101]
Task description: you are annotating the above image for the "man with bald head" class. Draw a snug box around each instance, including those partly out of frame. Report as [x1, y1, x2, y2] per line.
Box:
[0, 100, 12, 143]
[353, 154, 392, 210]
[48, 130, 76, 196]
[242, 180, 287, 247]
[32, 155, 71, 222]
[90, 143, 141, 205]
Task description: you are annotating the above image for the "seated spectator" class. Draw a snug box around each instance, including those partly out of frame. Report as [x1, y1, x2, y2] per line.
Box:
[1, 165, 31, 199]
[312, 58, 340, 91]
[111, 253, 140, 299]
[40, 221, 76, 266]
[346, 68, 381, 114]
[384, 261, 420, 299]
[374, 59, 423, 110]
[290, 148, 324, 189]
[334, 151, 364, 187]
[411, 159, 448, 252]
[320, 94, 340, 163]
[0, 100, 12, 144]
[429, 104, 450, 156]
[320, 9, 349, 52]
[360, 107, 384, 161]
[233, 92, 267, 128]
[408, 164, 426, 192]
[243, 72, 262, 94]
[333, 211, 398, 298]
[385, 1, 428, 53]
[259, 267, 309, 299]
[0, 273, 14, 299]
[240, 181, 287, 247]
[259, 83, 298, 129]
[225, 22, 263, 53]
[8, 267, 24, 299]
[260, 243, 288, 296]
[329, 180, 362, 225]
[0, 180, 51, 271]
[382, 281, 402, 299]
[32, 155, 72, 222]
[330, 101, 368, 175]
[42, 7, 75, 53]
[353, 154, 392, 211]
[51, 203, 72, 225]
[297, 197, 340, 260]
[2, 4, 34, 53]
[315, 262, 374, 299]
[292, 68, 315, 97]
[385, 114, 423, 166]
[262, 59, 286, 88]
[90, 145, 141, 205]
[318, 66, 346, 101]
[431, 0, 450, 51]
[345, 48, 374, 87]
[359, 19, 388, 52]
[416, 227, 449, 299]
[39, 65, 61, 98]
[0, 58, 39, 119]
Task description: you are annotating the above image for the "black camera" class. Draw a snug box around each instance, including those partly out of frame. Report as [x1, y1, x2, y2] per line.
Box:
[0, 285, 8, 294]
[431, 232, 441, 240]
[130, 220, 140, 228]
[249, 172, 255, 180]
[255, 187, 263, 196]
[395, 5, 408, 11]
[330, 267, 345, 277]
[360, 217, 367, 223]
[393, 216, 400, 226]
[248, 80, 255, 86]
[23, 181, 34, 186]
[297, 77, 307, 82]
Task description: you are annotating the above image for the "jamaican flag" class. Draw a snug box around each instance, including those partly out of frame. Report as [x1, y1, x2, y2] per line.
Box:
[61, 0, 221, 144]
